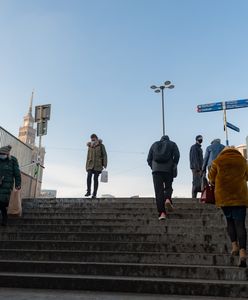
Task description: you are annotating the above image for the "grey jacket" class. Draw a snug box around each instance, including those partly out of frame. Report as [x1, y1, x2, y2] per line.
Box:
[190, 143, 203, 171]
[202, 140, 225, 171]
[147, 136, 180, 174]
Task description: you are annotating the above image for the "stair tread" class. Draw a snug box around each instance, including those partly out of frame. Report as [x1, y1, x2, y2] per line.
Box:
[0, 272, 247, 284]
[0, 259, 243, 269]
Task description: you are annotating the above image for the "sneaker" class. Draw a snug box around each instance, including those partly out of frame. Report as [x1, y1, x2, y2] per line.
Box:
[158, 212, 166, 220]
[231, 242, 240, 256]
[85, 192, 91, 197]
[165, 199, 174, 212]
[238, 257, 247, 268]
[238, 249, 247, 268]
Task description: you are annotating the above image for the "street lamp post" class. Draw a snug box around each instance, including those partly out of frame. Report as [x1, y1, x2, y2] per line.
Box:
[150, 81, 175, 136]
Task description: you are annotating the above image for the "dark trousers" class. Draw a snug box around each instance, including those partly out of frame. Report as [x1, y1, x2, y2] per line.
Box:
[192, 170, 201, 198]
[87, 170, 101, 196]
[222, 206, 247, 249]
[153, 172, 173, 214]
[0, 203, 7, 224]
[222, 206, 247, 250]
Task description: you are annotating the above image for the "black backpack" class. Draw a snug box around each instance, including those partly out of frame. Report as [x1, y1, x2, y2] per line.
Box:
[153, 141, 173, 163]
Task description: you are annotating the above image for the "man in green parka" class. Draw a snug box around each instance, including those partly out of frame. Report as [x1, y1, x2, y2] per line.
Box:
[0, 145, 21, 226]
[85, 134, 107, 199]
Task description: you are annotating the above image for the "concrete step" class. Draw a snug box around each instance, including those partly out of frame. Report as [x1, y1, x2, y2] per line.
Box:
[23, 198, 198, 204]
[0, 260, 246, 281]
[0, 240, 229, 254]
[0, 231, 228, 243]
[3, 197, 246, 297]
[8, 218, 227, 227]
[21, 212, 223, 221]
[0, 272, 247, 297]
[3, 224, 227, 234]
[0, 249, 237, 266]
[23, 203, 217, 210]
[22, 207, 217, 212]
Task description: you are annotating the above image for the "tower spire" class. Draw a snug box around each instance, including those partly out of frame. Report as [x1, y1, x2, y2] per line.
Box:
[29, 89, 34, 114]
[18, 90, 36, 146]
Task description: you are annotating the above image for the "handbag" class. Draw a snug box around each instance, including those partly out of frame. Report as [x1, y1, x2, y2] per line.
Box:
[201, 173, 208, 192]
[100, 170, 108, 183]
[8, 189, 22, 217]
[201, 183, 215, 204]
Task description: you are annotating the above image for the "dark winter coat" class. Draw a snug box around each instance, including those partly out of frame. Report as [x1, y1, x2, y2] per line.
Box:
[190, 143, 203, 171]
[147, 136, 180, 174]
[86, 140, 108, 172]
[0, 156, 21, 207]
[202, 140, 225, 172]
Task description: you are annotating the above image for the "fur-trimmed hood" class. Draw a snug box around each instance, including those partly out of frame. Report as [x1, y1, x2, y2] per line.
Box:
[87, 139, 103, 148]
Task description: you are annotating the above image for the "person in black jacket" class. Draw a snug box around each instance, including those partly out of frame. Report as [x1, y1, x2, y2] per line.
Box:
[0, 145, 21, 226]
[189, 135, 203, 199]
[147, 136, 180, 220]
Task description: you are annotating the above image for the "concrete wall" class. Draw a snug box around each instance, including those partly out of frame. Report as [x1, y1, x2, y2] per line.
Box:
[21, 172, 41, 198]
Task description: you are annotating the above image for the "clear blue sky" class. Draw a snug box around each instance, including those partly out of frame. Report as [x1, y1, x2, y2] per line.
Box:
[0, 0, 248, 197]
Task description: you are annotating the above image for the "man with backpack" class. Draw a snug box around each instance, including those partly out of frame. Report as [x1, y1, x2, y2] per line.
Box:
[147, 135, 180, 220]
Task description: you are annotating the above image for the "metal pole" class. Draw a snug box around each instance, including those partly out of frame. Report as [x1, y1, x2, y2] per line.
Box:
[161, 87, 165, 136]
[34, 135, 42, 198]
[223, 102, 229, 146]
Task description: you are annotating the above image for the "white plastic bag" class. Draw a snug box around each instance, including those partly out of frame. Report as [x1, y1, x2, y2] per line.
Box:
[100, 170, 108, 183]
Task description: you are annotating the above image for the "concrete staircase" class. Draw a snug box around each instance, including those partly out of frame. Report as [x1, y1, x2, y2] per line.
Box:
[0, 197, 248, 297]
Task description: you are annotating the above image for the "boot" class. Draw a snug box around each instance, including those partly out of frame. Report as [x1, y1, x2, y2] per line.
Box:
[231, 241, 239, 256]
[238, 249, 247, 268]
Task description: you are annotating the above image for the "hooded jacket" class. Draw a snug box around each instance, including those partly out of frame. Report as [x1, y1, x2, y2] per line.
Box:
[147, 136, 180, 174]
[86, 139, 108, 172]
[0, 155, 21, 206]
[202, 139, 225, 172]
[208, 148, 248, 207]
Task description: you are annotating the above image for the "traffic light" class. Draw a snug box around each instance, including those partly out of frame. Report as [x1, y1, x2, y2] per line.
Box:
[37, 121, 48, 137]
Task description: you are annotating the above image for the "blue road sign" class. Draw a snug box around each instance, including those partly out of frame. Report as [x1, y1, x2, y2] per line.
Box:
[225, 99, 248, 110]
[226, 122, 240, 132]
[197, 102, 223, 113]
[197, 99, 248, 113]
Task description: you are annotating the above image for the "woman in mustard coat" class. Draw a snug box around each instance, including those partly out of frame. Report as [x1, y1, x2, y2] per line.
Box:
[209, 147, 248, 267]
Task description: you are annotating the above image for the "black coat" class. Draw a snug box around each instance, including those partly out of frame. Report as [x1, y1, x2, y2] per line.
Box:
[190, 143, 203, 171]
[0, 156, 21, 207]
[147, 136, 180, 174]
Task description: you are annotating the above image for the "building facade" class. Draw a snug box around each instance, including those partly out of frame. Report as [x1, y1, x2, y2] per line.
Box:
[236, 144, 247, 160]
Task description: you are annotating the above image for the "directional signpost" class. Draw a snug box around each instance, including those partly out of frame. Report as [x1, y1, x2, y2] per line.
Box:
[197, 99, 248, 146]
[226, 99, 248, 110]
[226, 122, 240, 133]
[197, 102, 223, 113]
[34, 104, 52, 198]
